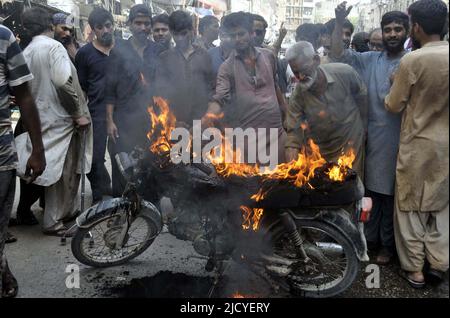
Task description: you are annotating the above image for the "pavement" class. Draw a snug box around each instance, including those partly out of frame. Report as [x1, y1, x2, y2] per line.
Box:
[4, 120, 449, 298]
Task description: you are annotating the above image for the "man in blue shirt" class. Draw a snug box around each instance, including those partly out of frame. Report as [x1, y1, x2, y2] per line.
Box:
[329, 1, 409, 265]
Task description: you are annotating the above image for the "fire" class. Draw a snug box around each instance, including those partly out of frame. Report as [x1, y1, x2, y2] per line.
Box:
[240, 206, 265, 231]
[232, 292, 245, 298]
[147, 97, 176, 155]
[327, 149, 356, 182]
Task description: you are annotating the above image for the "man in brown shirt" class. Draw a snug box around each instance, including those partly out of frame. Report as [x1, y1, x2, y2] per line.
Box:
[205, 12, 287, 166]
[385, 0, 449, 288]
[284, 41, 368, 178]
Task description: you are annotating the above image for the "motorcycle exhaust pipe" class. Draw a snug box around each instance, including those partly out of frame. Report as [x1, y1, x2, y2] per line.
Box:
[315, 242, 344, 255]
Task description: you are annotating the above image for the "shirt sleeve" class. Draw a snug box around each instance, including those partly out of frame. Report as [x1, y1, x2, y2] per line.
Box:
[6, 33, 33, 87]
[74, 48, 89, 93]
[49, 42, 72, 88]
[285, 87, 306, 150]
[385, 58, 415, 114]
[211, 61, 232, 107]
[329, 49, 373, 75]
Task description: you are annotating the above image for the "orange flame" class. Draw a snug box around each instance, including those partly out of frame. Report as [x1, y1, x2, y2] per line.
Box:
[147, 97, 176, 155]
[327, 149, 356, 182]
[240, 206, 264, 231]
[232, 292, 245, 298]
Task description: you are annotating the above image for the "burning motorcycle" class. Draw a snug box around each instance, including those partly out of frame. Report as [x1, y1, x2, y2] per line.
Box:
[69, 98, 372, 298]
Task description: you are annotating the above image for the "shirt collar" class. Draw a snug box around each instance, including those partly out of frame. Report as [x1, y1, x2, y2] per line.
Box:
[318, 65, 335, 84]
[423, 41, 449, 48]
[234, 46, 262, 60]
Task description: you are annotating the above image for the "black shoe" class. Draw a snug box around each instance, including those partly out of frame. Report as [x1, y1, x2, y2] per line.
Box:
[9, 213, 39, 226]
[426, 268, 446, 285]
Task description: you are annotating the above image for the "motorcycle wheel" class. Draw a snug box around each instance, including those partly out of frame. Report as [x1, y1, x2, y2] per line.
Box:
[71, 212, 159, 268]
[269, 219, 359, 298]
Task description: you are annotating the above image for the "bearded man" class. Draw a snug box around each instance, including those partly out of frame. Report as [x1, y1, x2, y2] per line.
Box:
[329, 2, 410, 265]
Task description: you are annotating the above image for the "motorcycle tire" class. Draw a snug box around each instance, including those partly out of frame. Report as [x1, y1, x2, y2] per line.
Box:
[269, 218, 360, 298]
[71, 213, 159, 268]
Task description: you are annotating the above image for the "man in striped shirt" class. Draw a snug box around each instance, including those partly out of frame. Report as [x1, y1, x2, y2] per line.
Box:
[0, 24, 45, 297]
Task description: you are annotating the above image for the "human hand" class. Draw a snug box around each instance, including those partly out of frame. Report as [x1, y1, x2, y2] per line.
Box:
[335, 1, 352, 24]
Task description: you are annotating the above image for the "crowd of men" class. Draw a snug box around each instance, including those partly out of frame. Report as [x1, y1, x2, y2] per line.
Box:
[0, 0, 448, 297]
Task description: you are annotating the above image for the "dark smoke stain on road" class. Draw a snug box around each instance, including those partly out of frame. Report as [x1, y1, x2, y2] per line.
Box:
[104, 271, 216, 298]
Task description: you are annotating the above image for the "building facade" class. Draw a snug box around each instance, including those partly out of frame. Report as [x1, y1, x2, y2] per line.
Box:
[354, 0, 450, 32]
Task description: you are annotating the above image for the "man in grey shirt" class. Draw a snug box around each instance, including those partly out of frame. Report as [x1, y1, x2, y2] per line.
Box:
[329, 2, 410, 264]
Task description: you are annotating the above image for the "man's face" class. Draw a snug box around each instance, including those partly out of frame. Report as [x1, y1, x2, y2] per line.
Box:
[382, 21, 407, 53]
[219, 31, 233, 50]
[369, 31, 384, 51]
[54, 24, 73, 44]
[289, 56, 320, 91]
[130, 15, 152, 44]
[172, 29, 193, 50]
[228, 26, 252, 52]
[205, 20, 220, 42]
[153, 22, 171, 45]
[252, 20, 266, 47]
[94, 20, 114, 46]
[343, 27, 353, 49]
[320, 33, 331, 52]
[410, 23, 422, 49]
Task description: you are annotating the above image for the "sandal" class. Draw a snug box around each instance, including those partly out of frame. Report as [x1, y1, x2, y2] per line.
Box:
[398, 269, 425, 289]
[1, 258, 18, 298]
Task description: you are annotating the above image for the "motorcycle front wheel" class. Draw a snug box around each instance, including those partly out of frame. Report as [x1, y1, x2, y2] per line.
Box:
[71, 212, 159, 268]
[269, 219, 359, 298]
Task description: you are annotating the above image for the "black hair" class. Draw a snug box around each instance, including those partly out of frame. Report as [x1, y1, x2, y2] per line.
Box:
[222, 11, 253, 33]
[198, 15, 219, 35]
[128, 4, 152, 24]
[351, 32, 370, 52]
[369, 28, 382, 38]
[88, 7, 114, 29]
[169, 10, 193, 32]
[408, 0, 448, 35]
[295, 23, 322, 43]
[21, 7, 52, 37]
[381, 11, 409, 32]
[153, 13, 169, 26]
[324, 18, 354, 35]
[251, 14, 268, 29]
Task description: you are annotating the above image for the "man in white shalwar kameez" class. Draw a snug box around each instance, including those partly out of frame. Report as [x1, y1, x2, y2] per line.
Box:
[15, 8, 93, 235]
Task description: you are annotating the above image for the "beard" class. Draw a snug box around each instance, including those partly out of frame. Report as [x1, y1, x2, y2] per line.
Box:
[55, 34, 72, 46]
[411, 36, 421, 50]
[297, 68, 318, 91]
[383, 36, 406, 54]
[98, 33, 113, 46]
[134, 32, 149, 44]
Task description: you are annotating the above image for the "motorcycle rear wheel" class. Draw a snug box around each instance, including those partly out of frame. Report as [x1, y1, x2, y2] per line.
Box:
[269, 219, 359, 298]
[71, 213, 159, 268]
